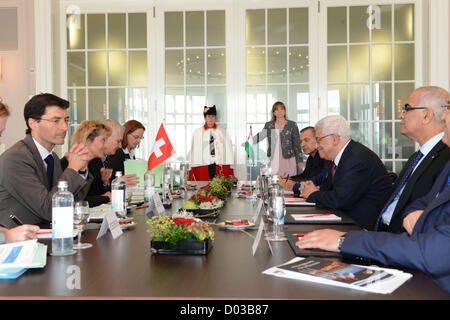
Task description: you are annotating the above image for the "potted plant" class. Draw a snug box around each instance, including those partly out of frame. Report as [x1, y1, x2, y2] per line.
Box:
[147, 213, 215, 255]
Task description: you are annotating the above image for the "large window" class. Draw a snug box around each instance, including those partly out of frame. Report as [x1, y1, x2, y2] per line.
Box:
[66, 11, 150, 158]
[326, 3, 415, 173]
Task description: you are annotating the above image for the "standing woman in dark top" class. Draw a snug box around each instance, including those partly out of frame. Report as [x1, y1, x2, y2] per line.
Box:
[249, 101, 302, 176]
[108, 120, 145, 180]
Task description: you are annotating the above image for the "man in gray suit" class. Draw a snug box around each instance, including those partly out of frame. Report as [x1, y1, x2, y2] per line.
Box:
[0, 93, 93, 227]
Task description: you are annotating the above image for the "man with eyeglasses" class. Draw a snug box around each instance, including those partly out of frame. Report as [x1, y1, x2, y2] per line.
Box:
[299, 115, 392, 229]
[296, 100, 450, 293]
[0, 93, 93, 227]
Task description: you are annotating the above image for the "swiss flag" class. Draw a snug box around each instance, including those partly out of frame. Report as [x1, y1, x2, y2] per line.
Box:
[148, 123, 176, 171]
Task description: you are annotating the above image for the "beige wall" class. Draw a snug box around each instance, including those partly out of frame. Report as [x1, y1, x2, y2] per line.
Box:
[0, 0, 35, 152]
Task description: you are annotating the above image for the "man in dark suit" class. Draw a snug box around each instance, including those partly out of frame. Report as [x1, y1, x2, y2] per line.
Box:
[296, 102, 450, 293]
[0, 94, 92, 227]
[299, 115, 392, 229]
[280, 126, 328, 192]
[376, 86, 450, 233]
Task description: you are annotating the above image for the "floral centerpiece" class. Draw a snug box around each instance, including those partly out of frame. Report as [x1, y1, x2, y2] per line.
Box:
[147, 212, 215, 254]
[181, 184, 224, 211]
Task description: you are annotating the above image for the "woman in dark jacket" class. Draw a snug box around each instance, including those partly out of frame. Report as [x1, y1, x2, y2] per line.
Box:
[252, 101, 302, 176]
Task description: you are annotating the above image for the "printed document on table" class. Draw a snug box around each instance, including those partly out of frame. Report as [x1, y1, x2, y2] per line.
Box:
[263, 257, 412, 294]
[284, 197, 316, 206]
[0, 240, 40, 269]
[290, 213, 342, 222]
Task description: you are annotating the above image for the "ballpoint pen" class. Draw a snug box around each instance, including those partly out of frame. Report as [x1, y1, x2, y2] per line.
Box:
[10, 214, 24, 225]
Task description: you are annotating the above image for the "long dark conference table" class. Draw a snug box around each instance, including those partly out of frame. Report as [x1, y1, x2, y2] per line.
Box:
[0, 190, 448, 300]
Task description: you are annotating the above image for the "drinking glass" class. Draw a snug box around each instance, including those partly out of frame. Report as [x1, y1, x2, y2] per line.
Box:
[73, 201, 93, 249]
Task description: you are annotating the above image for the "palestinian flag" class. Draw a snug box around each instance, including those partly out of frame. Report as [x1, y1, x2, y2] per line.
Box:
[245, 125, 255, 163]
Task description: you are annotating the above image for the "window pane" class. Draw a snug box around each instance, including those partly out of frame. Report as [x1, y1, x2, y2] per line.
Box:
[289, 85, 309, 123]
[109, 51, 127, 86]
[165, 50, 183, 85]
[129, 13, 147, 48]
[268, 47, 286, 83]
[328, 7, 346, 43]
[109, 88, 126, 124]
[186, 11, 204, 47]
[373, 83, 392, 121]
[87, 14, 105, 49]
[351, 122, 370, 148]
[207, 86, 226, 123]
[372, 5, 392, 42]
[246, 9, 265, 46]
[207, 11, 225, 46]
[349, 45, 369, 82]
[247, 86, 268, 123]
[165, 12, 183, 47]
[349, 6, 369, 43]
[68, 88, 86, 124]
[289, 47, 309, 83]
[67, 14, 85, 49]
[167, 125, 185, 161]
[374, 122, 392, 158]
[395, 44, 414, 80]
[186, 87, 204, 123]
[67, 52, 85, 87]
[207, 49, 225, 85]
[394, 4, 414, 41]
[108, 13, 126, 49]
[267, 86, 287, 113]
[127, 88, 148, 158]
[327, 46, 347, 82]
[186, 49, 204, 85]
[328, 85, 347, 118]
[88, 89, 107, 120]
[394, 82, 415, 119]
[268, 8, 286, 45]
[166, 87, 185, 123]
[129, 51, 147, 86]
[247, 48, 265, 84]
[350, 84, 370, 121]
[289, 8, 308, 44]
[395, 122, 415, 159]
[372, 44, 392, 81]
[88, 51, 106, 86]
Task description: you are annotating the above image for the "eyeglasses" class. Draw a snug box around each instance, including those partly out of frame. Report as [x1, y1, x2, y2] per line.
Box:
[441, 104, 450, 111]
[403, 104, 427, 112]
[129, 133, 144, 140]
[315, 133, 334, 143]
[38, 117, 71, 126]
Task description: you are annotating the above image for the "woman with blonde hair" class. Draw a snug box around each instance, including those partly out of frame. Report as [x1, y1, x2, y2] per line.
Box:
[0, 101, 40, 243]
[60, 120, 112, 206]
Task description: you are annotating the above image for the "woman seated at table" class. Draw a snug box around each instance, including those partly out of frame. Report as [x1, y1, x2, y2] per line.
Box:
[60, 120, 112, 207]
[0, 101, 40, 242]
[246, 101, 302, 176]
[108, 119, 144, 184]
[189, 105, 234, 180]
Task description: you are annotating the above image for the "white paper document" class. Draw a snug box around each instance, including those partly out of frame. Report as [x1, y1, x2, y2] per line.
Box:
[0, 240, 39, 269]
[263, 257, 412, 294]
[284, 197, 316, 206]
[290, 213, 342, 222]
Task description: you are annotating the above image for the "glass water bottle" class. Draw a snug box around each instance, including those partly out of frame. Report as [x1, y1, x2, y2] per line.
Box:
[52, 180, 75, 256]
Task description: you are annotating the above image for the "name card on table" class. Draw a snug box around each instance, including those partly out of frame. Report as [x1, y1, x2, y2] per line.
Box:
[252, 217, 264, 256]
[96, 211, 123, 240]
[251, 199, 263, 224]
[153, 193, 165, 215]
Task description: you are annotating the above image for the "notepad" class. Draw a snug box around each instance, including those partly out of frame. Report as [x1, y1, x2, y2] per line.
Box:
[290, 213, 342, 222]
[284, 197, 316, 206]
[124, 160, 147, 187]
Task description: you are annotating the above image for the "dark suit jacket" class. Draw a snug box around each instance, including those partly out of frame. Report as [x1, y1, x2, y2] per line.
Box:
[377, 140, 450, 233]
[107, 148, 132, 182]
[61, 157, 110, 207]
[290, 152, 326, 182]
[0, 134, 92, 226]
[342, 162, 450, 293]
[306, 140, 392, 229]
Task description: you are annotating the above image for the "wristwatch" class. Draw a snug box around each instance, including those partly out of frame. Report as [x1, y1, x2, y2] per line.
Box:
[337, 233, 347, 251]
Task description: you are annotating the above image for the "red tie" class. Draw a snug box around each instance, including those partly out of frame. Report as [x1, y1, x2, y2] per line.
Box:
[331, 162, 336, 182]
[103, 158, 109, 169]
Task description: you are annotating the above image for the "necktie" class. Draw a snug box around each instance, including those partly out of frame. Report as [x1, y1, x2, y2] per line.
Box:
[377, 150, 424, 227]
[103, 158, 109, 169]
[44, 154, 54, 190]
[210, 131, 215, 156]
[331, 161, 337, 182]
